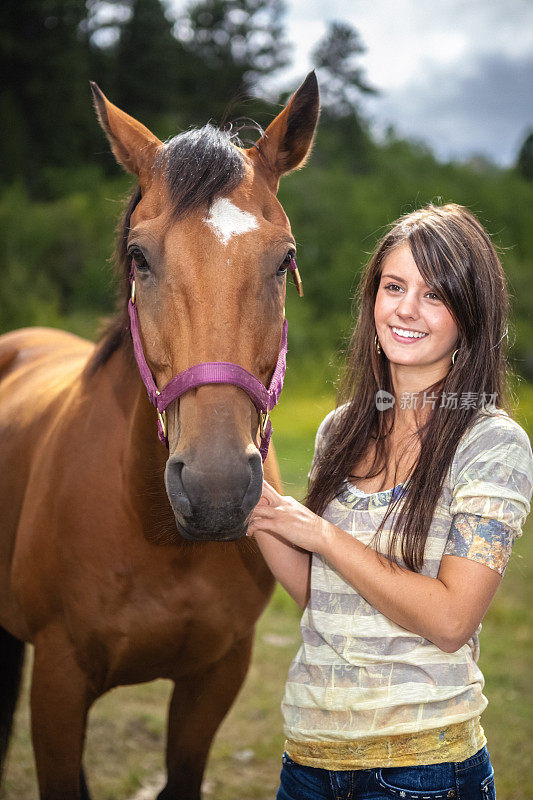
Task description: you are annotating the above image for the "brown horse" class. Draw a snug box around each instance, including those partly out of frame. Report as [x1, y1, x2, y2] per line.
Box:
[0, 74, 319, 799]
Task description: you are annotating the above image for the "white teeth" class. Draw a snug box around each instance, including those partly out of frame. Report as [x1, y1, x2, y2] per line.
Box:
[391, 326, 428, 339]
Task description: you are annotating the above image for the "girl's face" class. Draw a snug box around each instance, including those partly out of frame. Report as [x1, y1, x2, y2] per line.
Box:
[374, 243, 459, 374]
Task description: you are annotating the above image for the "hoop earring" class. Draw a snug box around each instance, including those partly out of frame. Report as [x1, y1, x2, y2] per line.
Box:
[374, 334, 382, 355]
[451, 349, 459, 365]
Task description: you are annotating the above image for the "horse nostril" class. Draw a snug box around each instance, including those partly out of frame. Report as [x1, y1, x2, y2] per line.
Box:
[166, 450, 263, 536]
[242, 451, 263, 514]
[164, 457, 193, 518]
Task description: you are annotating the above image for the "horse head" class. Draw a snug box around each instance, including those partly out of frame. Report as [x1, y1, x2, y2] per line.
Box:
[91, 75, 319, 542]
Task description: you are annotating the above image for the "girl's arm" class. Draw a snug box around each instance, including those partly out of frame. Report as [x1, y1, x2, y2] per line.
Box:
[248, 497, 312, 609]
[320, 526, 501, 652]
[249, 481, 502, 652]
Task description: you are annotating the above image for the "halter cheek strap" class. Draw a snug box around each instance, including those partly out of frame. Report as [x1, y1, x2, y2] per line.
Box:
[128, 258, 301, 461]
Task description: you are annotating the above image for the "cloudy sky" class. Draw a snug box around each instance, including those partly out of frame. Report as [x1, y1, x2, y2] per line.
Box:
[284, 0, 533, 166]
[170, 0, 533, 167]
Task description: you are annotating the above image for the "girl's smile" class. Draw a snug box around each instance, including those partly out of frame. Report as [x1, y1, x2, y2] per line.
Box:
[390, 325, 429, 342]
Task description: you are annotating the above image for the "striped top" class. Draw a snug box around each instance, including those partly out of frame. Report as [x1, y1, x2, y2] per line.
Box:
[282, 406, 533, 768]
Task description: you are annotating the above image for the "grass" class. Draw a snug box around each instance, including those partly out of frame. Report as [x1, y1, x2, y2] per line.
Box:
[2, 381, 533, 799]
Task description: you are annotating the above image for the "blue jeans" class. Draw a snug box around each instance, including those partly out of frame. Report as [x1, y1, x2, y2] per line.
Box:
[276, 745, 496, 799]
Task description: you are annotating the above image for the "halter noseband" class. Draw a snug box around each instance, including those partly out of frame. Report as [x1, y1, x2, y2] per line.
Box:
[128, 258, 303, 461]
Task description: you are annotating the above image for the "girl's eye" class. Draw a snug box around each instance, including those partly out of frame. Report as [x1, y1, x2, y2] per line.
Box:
[278, 250, 295, 275]
[129, 247, 150, 272]
[385, 283, 440, 301]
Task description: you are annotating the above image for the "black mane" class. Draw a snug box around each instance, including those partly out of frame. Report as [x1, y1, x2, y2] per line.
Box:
[160, 124, 245, 218]
[87, 125, 246, 375]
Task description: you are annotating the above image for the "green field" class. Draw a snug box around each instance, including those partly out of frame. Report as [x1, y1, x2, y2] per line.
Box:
[3, 381, 533, 799]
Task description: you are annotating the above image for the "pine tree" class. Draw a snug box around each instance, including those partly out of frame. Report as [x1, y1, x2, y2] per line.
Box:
[176, 0, 290, 123]
[114, 0, 186, 122]
[311, 21, 378, 173]
[312, 20, 377, 119]
[0, 0, 93, 189]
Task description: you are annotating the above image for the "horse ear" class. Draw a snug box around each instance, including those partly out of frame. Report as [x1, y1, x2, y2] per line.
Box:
[90, 82, 163, 186]
[250, 71, 320, 192]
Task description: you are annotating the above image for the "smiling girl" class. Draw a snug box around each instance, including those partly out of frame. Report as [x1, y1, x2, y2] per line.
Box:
[248, 204, 533, 800]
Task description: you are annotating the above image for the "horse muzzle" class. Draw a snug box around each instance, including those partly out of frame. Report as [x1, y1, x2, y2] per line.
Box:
[164, 451, 262, 541]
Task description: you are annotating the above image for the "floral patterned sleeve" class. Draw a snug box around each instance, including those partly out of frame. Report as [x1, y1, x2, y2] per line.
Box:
[444, 513, 517, 575]
[444, 415, 533, 575]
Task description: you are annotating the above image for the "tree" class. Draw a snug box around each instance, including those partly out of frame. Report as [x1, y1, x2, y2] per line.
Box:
[310, 21, 377, 173]
[0, 0, 293, 191]
[312, 21, 377, 119]
[175, 0, 290, 123]
[113, 0, 186, 121]
[0, 0, 94, 189]
[517, 131, 533, 181]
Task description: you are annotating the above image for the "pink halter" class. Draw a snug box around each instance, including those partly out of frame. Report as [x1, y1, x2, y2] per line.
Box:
[127, 259, 300, 461]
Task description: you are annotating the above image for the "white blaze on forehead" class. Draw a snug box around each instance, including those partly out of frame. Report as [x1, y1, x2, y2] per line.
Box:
[203, 197, 258, 246]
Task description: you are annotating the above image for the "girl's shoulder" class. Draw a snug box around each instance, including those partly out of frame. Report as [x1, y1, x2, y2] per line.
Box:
[459, 407, 530, 448]
[314, 403, 350, 449]
[452, 408, 533, 481]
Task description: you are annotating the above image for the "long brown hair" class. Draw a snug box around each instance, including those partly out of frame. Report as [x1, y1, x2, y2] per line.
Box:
[305, 203, 512, 571]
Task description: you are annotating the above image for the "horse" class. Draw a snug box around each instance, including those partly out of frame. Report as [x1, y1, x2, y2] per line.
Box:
[0, 73, 319, 800]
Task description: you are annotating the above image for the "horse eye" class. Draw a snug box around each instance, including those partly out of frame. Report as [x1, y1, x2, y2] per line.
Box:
[278, 250, 295, 274]
[129, 247, 150, 272]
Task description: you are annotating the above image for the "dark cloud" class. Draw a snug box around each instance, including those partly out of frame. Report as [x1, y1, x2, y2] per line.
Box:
[364, 51, 533, 166]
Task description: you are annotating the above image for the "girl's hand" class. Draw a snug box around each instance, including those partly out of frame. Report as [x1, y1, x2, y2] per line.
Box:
[247, 480, 334, 554]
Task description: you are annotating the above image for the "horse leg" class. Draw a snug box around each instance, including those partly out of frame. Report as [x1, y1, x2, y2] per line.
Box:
[0, 626, 25, 783]
[156, 634, 254, 800]
[31, 625, 95, 800]
[79, 768, 91, 800]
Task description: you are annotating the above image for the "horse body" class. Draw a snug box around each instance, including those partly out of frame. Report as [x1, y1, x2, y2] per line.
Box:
[0, 74, 319, 799]
[1, 329, 272, 679]
[0, 327, 94, 639]
[1, 327, 275, 799]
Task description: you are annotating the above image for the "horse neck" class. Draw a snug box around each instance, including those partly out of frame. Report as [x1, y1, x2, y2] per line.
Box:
[99, 342, 169, 490]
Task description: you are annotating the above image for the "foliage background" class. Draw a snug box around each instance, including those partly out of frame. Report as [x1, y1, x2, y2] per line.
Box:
[2, 0, 533, 378]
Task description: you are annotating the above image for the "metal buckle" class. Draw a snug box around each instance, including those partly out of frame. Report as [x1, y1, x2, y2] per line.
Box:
[291, 266, 303, 297]
[130, 279, 136, 305]
[259, 410, 269, 438]
[155, 390, 167, 438]
[157, 409, 167, 439]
